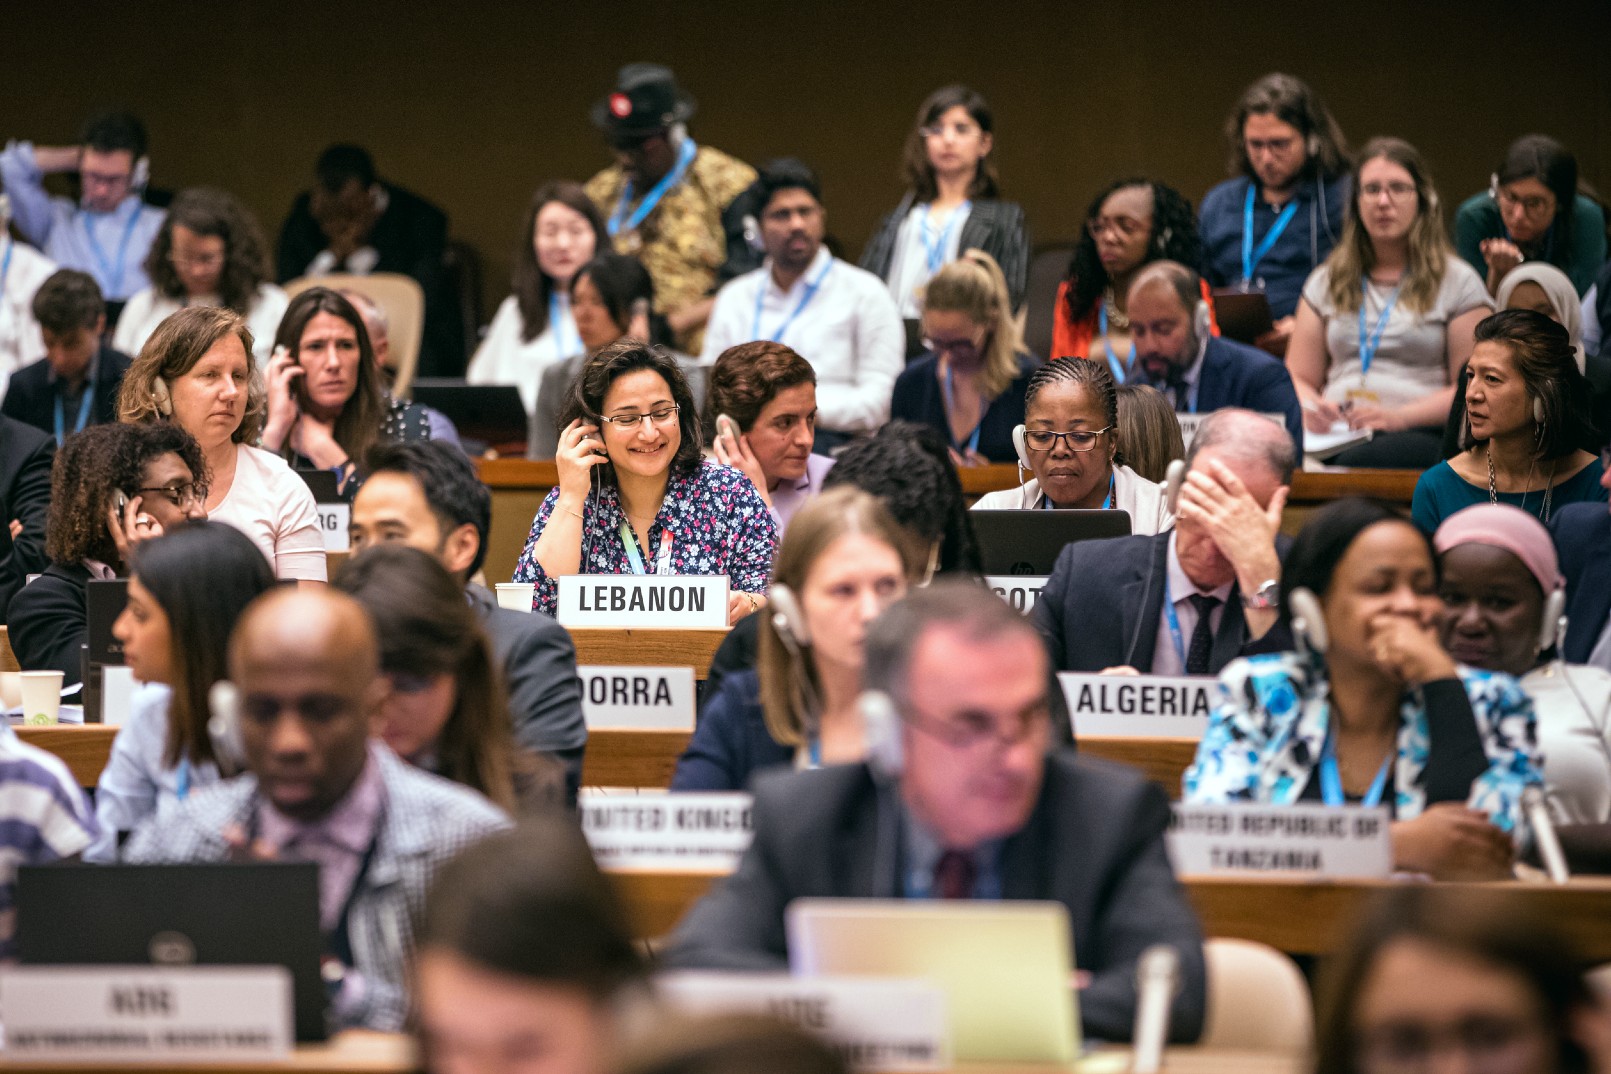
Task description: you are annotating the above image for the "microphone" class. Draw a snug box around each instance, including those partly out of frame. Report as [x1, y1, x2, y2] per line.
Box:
[1130, 944, 1179, 1074]
[1522, 785, 1569, 884]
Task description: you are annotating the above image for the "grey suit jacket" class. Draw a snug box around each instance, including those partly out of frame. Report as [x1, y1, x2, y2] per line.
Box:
[663, 751, 1206, 1043]
[124, 747, 511, 1031]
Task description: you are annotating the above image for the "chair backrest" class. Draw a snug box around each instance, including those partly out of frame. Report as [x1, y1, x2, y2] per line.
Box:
[1023, 241, 1076, 362]
[0, 625, 18, 673]
[443, 239, 485, 367]
[1200, 938, 1314, 1051]
[282, 272, 425, 397]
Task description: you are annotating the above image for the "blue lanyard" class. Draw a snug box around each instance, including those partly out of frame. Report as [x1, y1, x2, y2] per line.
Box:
[751, 258, 834, 343]
[549, 290, 579, 358]
[619, 523, 673, 576]
[0, 239, 13, 295]
[1318, 724, 1392, 807]
[53, 377, 95, 445]
[607, 138, 697, 238]
[1162, 574, 1187, 668]
[941, 364, 984, 455]
[78, 201, 144, 296]
[1098, 303, 1135, 382]
[921, 202, 969, 274]
[1040, 473, 1113, 510]
[176, 758, 192, 801]
[1241, 185, 1300, 284]
[1357, 279, 1402, 380]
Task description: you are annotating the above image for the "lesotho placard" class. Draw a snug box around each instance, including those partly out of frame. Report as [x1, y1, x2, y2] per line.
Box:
[1167, 802, 1392, 877]
[985, 576, 1049, 614]
[580, 665, 697, 730]
[581, 790, 754, 869]
[0, 966, 292, 1060]
[1059, 672, 1214, 738]
[660, 972, 948, 1073]
[557, 574, 729, 628]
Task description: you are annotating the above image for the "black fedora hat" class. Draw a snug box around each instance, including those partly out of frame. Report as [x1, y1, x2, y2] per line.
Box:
[590, 63, 697, 142]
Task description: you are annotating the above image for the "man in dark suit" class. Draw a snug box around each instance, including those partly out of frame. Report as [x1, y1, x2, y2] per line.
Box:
[0, 415, 52, 617]
[275, 145, 459, 375]
[349, 440, 586, 800]
[1550, 496, 1611, 666]
[1, 270, 130, 442]
[1036, 408, 1293, 675]
[666, 581, 1206, 1044]
[1126, 260, 1304, 453]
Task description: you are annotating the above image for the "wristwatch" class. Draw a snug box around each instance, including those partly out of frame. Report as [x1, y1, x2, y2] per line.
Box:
[1240, 579, 1280, 611]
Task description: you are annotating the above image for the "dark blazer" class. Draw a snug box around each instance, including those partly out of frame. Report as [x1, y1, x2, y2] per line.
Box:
[1551, 503, 1611, 663]
[0, 417, 53, 617]
[1134, 336, 1303, 453]
[859, 195, 1030, 311]
[466, 584, 587, 803]
[703, 611, 760, 708]
[0, 346, 131, 441]
[664, 752, 1207, 1043]
[6, 562, 92, 684]
[890, 352, 1037, 464]
[673, 670, 792, 791]
[1035, 530, 1292, 674]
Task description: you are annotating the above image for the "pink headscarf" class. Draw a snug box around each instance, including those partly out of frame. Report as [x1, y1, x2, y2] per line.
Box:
[1432, 503, 1563, 593]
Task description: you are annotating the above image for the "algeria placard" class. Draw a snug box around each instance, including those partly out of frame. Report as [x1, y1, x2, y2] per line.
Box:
[1060, 672, 1214, 738]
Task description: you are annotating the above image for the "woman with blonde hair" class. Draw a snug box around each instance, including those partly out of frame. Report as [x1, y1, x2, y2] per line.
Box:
[890, 249, 1037, 466]
[672, 487, 926, 791]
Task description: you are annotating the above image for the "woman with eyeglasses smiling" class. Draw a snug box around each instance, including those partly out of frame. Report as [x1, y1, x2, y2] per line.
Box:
[890, 251, 1036, 466]
[969, 357, 1173, 533]
[514, 340, 777, 623]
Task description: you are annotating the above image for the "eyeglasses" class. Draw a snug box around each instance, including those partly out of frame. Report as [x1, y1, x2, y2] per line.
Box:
[600, 405, 680, 430]
[904, 700, 1049, 753]
[922, 332, 986, 357]
[1359, 182, 1418, 201]
[919, 120, 984, 141]
[1245, 135, 1298, 155]
[1354, 1016, 1546, 1074]
[1492, 186, 1555, 217]
[1022, 427, 1111, 452]
[136, 482, 207, 507]
[1087, 216, 1148, 240]
[167, 251, 226, 270]
[387, 672, 437, 695]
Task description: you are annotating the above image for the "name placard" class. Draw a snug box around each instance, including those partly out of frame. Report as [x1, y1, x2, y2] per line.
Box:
[1176, 410, 1286, 447]
[1167, 802, 1392, 877]
[316, 502, 350, 553]
[580, 791, 754, 869]
[985, 575, 1049, 614]
[557, 575, 729, 628]
[581, 666, 696, 730]
[0, 966, 292, 1060]
[659, 972, 948, 1072]
[1060, 672, 1214, 738]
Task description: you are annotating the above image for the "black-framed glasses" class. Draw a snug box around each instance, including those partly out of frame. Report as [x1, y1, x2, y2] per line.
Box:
[601, 405, 680, 430]
[903, 700, 1050, 752]
[1022, 427, 1111, 453]
[136, 482, 207, 507]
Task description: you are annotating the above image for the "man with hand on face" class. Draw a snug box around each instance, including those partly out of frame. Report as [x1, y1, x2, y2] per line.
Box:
[124, 588, 510, 1031]
[702, 159, 903, 452]
[349, 440, 586, 800]
[1036, 408, 1295, 675]
[1126, 261, 1304, 453]
[585, 63, 755, 355]
[0, 111, 166, 310]
[1, 270, 131, 442]
[666, 581, 1206, 1043]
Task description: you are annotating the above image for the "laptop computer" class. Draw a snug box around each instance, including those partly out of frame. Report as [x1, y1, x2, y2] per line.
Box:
[1209, 289, 1275, 345]
[409, 380, 529, 450]
[786, 899, 1080, 1063]
[970, 509, 1132, 575]
[16, 862, 327, 1042]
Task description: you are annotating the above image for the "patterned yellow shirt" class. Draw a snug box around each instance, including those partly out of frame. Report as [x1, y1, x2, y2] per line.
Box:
[586, 144, 756, 354]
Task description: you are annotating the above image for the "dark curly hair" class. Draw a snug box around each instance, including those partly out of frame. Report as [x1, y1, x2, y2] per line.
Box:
[142, 188, 271, 315]
[46, 422, 208, 567]
[1063, 179, 1202, 326]
[557, 340, 704, 484]
[704, 341, 816, 443]
[512, 181, 608, 343]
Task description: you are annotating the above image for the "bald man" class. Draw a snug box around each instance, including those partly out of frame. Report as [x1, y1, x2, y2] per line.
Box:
[124, 588, 510, 1031]
[1126, 261, 1304, 453]
[1035, 408, 1296, 676]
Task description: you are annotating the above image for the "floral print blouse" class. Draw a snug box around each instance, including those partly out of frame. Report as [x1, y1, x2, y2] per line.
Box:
[1183, 651, 1541, 832]
[513, 461, 778, 617]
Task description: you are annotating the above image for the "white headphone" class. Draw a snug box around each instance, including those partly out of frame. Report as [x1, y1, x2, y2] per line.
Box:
[1191, 300, 1212, 343]
[860, 690, 905, 779]
[1538, 586, 1567, 655]
[1011, 425, 1032, 470]
[1288, 586, 1329, 656]
[207, 680, 245, 768]
[150, 377, 173, 417]
[768, 583, 810, 650]
[1161, 458, 1187, 516]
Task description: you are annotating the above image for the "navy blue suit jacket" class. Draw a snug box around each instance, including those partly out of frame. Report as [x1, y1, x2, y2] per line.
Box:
[1550, 503, 1611, 662]
[1135, 336, 1304, 453]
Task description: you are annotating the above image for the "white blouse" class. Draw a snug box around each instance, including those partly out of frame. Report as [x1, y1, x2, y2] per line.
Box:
[1523, 663, 1611, 825]
[969, 463, 1174, 535]
[112, 283, 290, 362]
[0, 237, 56, 397]
[467, 293, 581, 416]
[886, 202, 972, 319]
[208, 443, 326, 581]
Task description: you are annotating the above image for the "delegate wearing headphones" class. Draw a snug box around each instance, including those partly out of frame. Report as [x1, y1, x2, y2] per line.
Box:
[1411, 309, 1605, 532]
[665, 580, 1209, 1046]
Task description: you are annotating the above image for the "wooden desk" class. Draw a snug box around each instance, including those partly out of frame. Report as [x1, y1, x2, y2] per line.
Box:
[1282, 469, 1419, 535]
[17, 725, 116, 789]
[0, 1029, 415, 1073]
[476, 458, 558, 583]
[583, 729, 692, 789]
[570, 628, 728, 680]
[1079, 736, 1195, 800]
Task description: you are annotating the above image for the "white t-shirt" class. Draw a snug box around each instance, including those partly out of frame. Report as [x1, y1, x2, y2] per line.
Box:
[970, 464, 1174, 536]
[0, 237, 56, 397]
[466, 292, 581, 416]
[1301, 258, 1491, 411]
[886, 201, 972, 319]
[208, 443, 326, 581]
[1524, 663, 1611, 825]
[112, 283, 289, 363]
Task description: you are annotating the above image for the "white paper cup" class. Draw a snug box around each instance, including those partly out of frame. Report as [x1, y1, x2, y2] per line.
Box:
[19, 670, 64, 725]
[495, 583, 537, 613]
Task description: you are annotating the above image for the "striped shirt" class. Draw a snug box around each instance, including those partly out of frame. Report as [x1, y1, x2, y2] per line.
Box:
[0, 722, 98, 957]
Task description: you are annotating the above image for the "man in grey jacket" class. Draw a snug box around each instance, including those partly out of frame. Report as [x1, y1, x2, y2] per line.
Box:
[125, 588, 510, 1031]
[664, 581, 1206, 1043]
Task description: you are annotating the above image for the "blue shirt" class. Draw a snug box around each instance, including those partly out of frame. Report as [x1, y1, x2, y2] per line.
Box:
[1411, 457, 1608, 533]
[1198, 174, 1350, 320]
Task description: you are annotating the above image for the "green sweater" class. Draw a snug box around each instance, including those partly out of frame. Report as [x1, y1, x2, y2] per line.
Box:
[1454, 191, 1607, 296]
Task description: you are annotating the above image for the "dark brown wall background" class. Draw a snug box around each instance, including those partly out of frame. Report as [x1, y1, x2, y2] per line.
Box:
[8, 2, 1608, 329]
